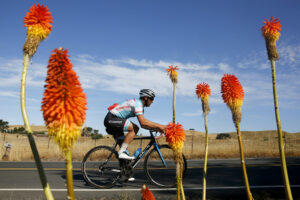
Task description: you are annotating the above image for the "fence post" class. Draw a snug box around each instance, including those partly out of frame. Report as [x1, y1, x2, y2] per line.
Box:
[2, 142, 12, 160]
[191, 135, 194, 158]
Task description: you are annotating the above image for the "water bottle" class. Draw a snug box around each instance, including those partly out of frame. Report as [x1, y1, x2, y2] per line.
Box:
[132, 148, 141, 159]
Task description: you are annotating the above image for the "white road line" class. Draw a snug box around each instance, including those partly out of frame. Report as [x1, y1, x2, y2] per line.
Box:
[0, 185, 300, 192]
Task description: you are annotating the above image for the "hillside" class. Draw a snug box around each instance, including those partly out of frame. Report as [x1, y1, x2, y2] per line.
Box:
[8, 125, 47, 132]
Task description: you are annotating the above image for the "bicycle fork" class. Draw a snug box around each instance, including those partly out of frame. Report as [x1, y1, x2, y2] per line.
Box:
[153, 143, 167, 167]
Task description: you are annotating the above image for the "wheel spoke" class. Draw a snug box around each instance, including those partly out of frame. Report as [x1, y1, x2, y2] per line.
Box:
[82, 146, 120, 188]
[145, 145, 187, 187]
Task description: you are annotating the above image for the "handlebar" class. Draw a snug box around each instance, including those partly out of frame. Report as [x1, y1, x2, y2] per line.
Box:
[149, 129, 164, 140]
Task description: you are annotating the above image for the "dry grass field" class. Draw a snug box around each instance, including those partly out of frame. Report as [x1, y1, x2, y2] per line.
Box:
[0, 129, 300, 161]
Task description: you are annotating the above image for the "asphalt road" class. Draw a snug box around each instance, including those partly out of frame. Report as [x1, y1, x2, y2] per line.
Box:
[0, 158, 300, 200]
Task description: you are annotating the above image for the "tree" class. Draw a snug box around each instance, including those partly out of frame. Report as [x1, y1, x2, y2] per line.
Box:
[0, 120, 9, 133]
[86, 127, 93, 133]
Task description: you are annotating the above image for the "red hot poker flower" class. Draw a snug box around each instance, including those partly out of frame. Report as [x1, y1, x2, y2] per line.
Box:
[24, 4, 53, 39]
[165, 122, 186, 152]
[221, 74, 244, 125]
[41, 48, 87, 150]
[196, 83, 211, 101]
[23, 4, 53, 57]
[166, 65, 179, 83]
[221, 74, 244, 109]
[261, 16, 282, 60]
[261, 16, 281, 41]
[141, 184, 156, 200]
[196, 82, 211, 114]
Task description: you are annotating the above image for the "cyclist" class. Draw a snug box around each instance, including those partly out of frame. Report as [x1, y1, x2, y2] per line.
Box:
[104, 89, 166, 160]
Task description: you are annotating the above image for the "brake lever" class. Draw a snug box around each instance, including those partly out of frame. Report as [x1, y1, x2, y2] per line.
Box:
[154, 132, 164, 140]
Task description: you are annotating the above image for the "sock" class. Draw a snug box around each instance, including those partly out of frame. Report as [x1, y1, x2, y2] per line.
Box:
[118, 143, 129, 154]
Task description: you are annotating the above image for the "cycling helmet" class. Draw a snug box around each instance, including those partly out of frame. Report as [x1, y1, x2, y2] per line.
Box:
[139, 89, 155, 99]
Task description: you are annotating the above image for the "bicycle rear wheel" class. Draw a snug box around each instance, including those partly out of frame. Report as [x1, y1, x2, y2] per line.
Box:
[81, 146, 120, 189]
[144, 144, 187, 187]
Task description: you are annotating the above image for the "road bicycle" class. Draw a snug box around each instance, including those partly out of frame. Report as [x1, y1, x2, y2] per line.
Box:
[81, 129, 187, 189]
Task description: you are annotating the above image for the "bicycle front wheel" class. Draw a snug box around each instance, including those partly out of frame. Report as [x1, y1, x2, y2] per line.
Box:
[81, 146, 120, 189]
[144, 144, 187, 187]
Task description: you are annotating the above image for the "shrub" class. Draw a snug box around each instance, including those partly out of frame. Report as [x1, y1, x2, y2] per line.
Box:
[91, 133, 104, 140]
[216, 133, 231, 140]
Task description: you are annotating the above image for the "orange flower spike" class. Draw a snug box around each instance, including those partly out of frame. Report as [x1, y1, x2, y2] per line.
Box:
[23, 4, 53, 57]
[196, 83, 211, 101]
[261, 16, 281, 41]
[42, 48, 87, 150]
[166, 65, 179, 83]
[221, 74, 244, 125]
[141, 184, 156, 200]
[221, 74, 244, 109]
[165, 122, 186, 151]
[24, 4, 53, 40]
[261, 16, 282, 60]
[196, 82, 211, 114]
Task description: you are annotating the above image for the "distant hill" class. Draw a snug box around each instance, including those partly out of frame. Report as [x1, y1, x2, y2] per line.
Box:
[5, 125, 300, 138]
[8, 125, 47, 132]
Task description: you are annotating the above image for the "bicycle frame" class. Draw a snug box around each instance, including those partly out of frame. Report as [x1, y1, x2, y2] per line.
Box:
[113, 131, 167, 169]
[82, 129, 187, 188]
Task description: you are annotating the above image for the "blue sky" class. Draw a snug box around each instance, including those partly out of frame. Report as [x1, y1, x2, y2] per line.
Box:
[1, 1, 300, 134]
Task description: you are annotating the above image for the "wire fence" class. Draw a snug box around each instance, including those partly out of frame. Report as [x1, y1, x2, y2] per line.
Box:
[0, 132, 299, 161]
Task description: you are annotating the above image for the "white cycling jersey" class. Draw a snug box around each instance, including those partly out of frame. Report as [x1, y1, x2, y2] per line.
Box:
[109, 98, 144, 119]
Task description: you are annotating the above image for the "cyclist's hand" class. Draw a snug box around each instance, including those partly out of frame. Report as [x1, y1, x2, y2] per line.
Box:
[155, 132, 164, 140]
[157, 125, 167, 134]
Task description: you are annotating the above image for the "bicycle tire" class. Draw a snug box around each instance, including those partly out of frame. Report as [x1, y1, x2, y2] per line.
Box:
[81, 146, 120, 189]
[144, 144, 187, 187]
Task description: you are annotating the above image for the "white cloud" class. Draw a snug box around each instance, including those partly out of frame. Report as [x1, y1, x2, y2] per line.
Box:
[0, 57, 46, 88]
[237, 43, 300, 70]
[218, 63, 231, 72]
[0, 90, 18, 97]
[278, 44, 300, 66]
[1, 48, 300, 109]
[182, 109, 216, 117]
[182, 110, 203, 117]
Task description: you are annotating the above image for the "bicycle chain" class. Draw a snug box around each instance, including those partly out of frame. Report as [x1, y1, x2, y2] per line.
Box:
[120, 160, 133, 182]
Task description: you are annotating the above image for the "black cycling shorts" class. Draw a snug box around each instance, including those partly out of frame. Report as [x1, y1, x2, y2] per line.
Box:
[104, 112, 128, 138]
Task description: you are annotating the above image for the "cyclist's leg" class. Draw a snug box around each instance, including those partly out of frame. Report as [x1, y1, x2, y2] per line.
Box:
[123, 121, 139, 144]
[118, 121, 139, 160]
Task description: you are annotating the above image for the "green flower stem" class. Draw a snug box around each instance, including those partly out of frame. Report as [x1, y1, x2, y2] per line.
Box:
[21, 54, 32, 133]
[176, 162, 181, 200]
[66, 149, 75, 200]
[21, 54, 54, 200]
[271, 59, 293, 200]
[202, 113, 209, 200]
[173, 82, 177, 123]
[236, 123, 253, 200]
[180, 161, 186, 200]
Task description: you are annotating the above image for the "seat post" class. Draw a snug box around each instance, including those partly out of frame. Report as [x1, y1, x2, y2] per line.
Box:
[114, 135, 125, 149]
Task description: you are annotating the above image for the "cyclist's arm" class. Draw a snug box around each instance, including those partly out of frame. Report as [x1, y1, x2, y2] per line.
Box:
[137, 115, 166, 133]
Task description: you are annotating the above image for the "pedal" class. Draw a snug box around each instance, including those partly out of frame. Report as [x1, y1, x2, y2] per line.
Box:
[119, 160, 134, 182]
